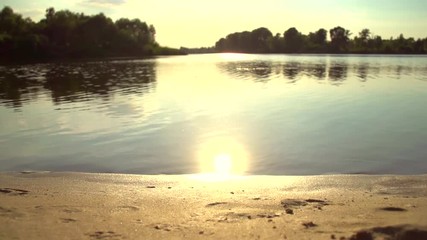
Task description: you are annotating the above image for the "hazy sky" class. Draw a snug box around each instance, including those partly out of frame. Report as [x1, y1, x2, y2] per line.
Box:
[2, 0, 427, 48]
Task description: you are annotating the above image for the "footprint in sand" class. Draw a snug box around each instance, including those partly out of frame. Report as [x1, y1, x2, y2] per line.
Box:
[117, 206, 139, 211]
[153, 221, 199, 233]
[63, 208, 82, 213]
[302, 221, 318, 229]
[281, 198, 330, 211]
[61, 218, 77, 223]
[152, 223, 186, 232]
[110, 206, 140, 213]
[85, 231, 122, 239]
[378, 207, 407, 212]
[0, 206, 24, 218]
[205, 202, 228, 207]
[0, 188, 29, 196]
[154, 224, 172, 231]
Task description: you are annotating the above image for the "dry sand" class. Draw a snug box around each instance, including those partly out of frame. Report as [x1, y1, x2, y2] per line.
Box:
[1, 172, 427, 240]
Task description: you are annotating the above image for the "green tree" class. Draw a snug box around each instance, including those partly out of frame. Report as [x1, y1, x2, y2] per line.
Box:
[370, 35, 383, 52]
[250, 27, 273, 53]
[307, 28, 327, 52]
[359, 29, 371, 42]
[283, 27, 304, 53]
[215, 38, 226, 51]
[73, 13, 115, 57]
[269, 33, 283, 53]
[214, 27, 273, 53]
[353, 28, 372, 52]
[114, 18, 156, 54]
[329, 26, 351, 52]
[0, 6, 182, 61]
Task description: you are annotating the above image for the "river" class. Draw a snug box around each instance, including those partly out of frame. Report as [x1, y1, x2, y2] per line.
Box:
[1, 54, 426, 175]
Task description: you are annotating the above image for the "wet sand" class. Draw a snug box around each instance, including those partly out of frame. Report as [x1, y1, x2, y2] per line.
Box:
[1, 172, 427, 240]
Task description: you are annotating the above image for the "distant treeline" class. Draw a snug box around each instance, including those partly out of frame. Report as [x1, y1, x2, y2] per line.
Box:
[0, 6, 184, 62]
[213, 27, 427, 54]
[180, 47, 216, 54]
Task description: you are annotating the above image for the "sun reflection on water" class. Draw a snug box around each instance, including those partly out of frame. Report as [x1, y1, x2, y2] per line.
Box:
[196, 136, 249, 181]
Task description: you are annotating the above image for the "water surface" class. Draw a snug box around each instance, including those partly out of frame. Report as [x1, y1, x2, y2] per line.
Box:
[1, 54, 426, 175]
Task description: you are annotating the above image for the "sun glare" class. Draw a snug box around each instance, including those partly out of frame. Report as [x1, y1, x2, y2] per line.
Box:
[196, 136, 249, 179]
[214, 153, 232, 175]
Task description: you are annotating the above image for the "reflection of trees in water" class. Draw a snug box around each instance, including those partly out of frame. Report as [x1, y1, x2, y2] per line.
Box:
[0, 71, 27, 108]
[422, 67, 427, 82]
[394, 65, 405, 79]
[0, 65, 48, 108]
[218, 61, 272, 81]
[44, 61, 157, 104]
[306, 63, 327, 80]
[382, 64, 416, 79]
[222, 59, 427, 85]
[328, 63, 348, 84]
[219, 60, 332, 83]
[0, 61, 157, 108]
[283, 62, 327, 81]
[356, 63, 369, 82]
[220, 60, 329, 83]
[250, 62, 272, 79]
[282, 62, 301, 82]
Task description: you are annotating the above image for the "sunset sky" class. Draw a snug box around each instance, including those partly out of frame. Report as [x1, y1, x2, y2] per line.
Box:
[2, 0, 427, 48]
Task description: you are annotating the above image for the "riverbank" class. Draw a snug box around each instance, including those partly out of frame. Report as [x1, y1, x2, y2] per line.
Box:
[1, 172, 426, 239]
[0, 51, 187, 66]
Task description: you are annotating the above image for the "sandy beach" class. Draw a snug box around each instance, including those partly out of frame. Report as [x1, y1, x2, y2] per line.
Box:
[1, 172, 426, 240]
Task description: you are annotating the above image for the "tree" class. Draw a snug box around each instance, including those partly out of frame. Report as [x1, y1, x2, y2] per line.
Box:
[369, 35, 383, 52]
[353, 28, 372, 52]
[0, 6, 31, 35]
[283, 27, 304, 53]
[148, 24, 156, 42]
[250, 27, 273, 53]
[0, 6, 168, 61]
[214, 27, 273, 53]
[329, 26, 351, 52]
[45, 7, 55, 22]
[72, 13, 115, 56]
[0, 6, 15, 34]
[269, 33, 283, 53]
[307, 28, 327, 52]
[215, 38, 226, 51]
[114, 18, 155, 54]
[309, 28, 327, 45]
[358, 28, 371, 42]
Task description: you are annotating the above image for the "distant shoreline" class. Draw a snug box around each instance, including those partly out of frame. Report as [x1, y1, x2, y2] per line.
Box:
[3, 52, 427, 66]
[0, 53, 187, 65]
